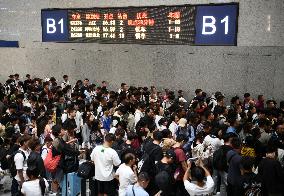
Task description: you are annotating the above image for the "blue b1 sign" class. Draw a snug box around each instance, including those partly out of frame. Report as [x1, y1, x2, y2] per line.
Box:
[41, 10, 68, 42]
[195, 4, 238, 45]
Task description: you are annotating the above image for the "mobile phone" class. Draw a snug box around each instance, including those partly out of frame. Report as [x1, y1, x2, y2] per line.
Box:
[187, 157, 198, 162]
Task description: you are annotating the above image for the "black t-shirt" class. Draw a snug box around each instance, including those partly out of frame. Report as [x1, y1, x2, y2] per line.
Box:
[239, 172, 260, 195]
[144, 141, 163, 163]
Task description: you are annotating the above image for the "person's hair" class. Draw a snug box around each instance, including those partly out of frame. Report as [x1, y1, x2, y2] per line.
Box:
[176, 134, 187, 143]
[231, 137, 241, 149]
[258, 118, 269, 127]
[195, 89, 202, 95]
[52, 125, 61, 137]
[244, 93, 250, 98]
[223, 133, 236, 142]
[121, 83, 126, 87]
[257, 95, 263, 100]
[44, 135, 53, 143]
[240, 156, 254, 171]
[124, 153, 135, 164]
[153, 131, 163, 141]
[115, 128, 125, 138]
[204, 110, 213, 119]
[280, 101, 284, 109]
[127, 132, 137, 140]
[63, 75, 68, 78]
[28, 138, 41, 151]
[105, 133, 116, 142]
[216, 95, 225, 102]
[138, 172, 150, 182]
[251, 127, 261, 138]
[191, 166, 205, 182]
[18, 135, 31, 146]
[231, 96, 239, 104]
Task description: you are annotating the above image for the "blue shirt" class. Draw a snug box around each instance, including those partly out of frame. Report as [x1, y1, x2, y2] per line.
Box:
[125, 184, 149, 196]
[227, 126, 236, 134]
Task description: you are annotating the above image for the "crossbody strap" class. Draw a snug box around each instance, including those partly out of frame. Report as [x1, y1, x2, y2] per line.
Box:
[132, 185, 136, 196]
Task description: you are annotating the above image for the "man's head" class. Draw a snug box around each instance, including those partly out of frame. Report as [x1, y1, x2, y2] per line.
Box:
[104, 133, 116, 146]
[153, 131, 163, 143]
[164, 149, 176, 164]
[276, 123, 284, 135]
[240, 156, 254, 173]
[115, 128, 125, 139]
[195, 89, 203, 97]
[145, 108, 154, 119]
[231, 137, 241, 152]
[266, 100, 276, 109]
[28, 138, 41, 152]
[121, 83, 128, 92]
[124, 153, 136, 166]
[176, 134, 187, 146]
[191, 166, 205, 183]
[19, 135, 31, 150]
[63, 75, 68, 82]
[244, 93, 251, 101]
[137, 172, 150, 188]
[52, 124, 65, 138]
[83, 78, 89, 86]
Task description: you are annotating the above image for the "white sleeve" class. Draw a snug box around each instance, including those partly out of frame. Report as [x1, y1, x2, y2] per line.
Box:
[134, 112, 141, 126]
[115, 166, 121, 176]
[206, 176, 215, 192]
[112, 150, 121, 166]
[21, 182, 26, 194]
[184, 180, 195, 196]
[41, 148, 48, 160]
[90, 149, 96, 162]
[129, 172, 137, 184]
[14, 153, 24, 170]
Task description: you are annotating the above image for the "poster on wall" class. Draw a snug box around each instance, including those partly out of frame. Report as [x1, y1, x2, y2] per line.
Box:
[41, 3, 238, 45]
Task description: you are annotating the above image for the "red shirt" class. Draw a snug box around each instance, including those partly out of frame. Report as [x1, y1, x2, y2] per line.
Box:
[174, 147, 186, 181]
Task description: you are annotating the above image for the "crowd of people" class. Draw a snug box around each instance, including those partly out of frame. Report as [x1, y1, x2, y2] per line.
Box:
[0, 73, 284, 196]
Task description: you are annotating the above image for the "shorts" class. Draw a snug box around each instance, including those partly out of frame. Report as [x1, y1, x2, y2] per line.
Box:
[96, 179, 117, 195]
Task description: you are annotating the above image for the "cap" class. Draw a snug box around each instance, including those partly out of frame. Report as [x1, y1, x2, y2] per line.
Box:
[165, 149, 176, 160]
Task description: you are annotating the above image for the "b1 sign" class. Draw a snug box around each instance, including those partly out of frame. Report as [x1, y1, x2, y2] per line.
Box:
[42, 10, 68, 42]
[195, 4, 238, 45]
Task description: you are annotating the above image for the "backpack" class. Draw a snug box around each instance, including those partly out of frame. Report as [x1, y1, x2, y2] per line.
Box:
[44, 147, 61, 173]
[10, 150, 26, 177]
[243, 175, 262, 196]
[62, 154, 79, 173]
[213, 146, 227, 171]
[137, 145, 159, 174]
[77, 161, 95, 179]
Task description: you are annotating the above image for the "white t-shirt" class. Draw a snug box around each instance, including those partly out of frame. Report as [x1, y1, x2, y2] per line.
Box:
[21, 179, 49, 196]
[41, 145, 49, 161]
[115, 163, 137, 196]
[14, 149, 30, 181]
[184, 176, 214, 196]
[90, 145, 121, 181]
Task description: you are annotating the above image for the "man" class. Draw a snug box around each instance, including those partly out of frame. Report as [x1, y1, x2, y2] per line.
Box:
[134, 103, 146, 127]
[172, 134, 189, 196]
[255, 95, 265, 111]
[11, 135, 31, 196]
[90, 133, 121, 196]
[258, 118, 271, 146]
[212, 133, 235, 196]
[125, 172, 150, 196]
[226, 137, 242, 196]
[269, 123, 284, 150]
[118, 83, 128, 94]
[115, 153, 137, 196]
[61, 75, 70, 89]
[155, 149, 176, 196]
[136, 108, 156, 141]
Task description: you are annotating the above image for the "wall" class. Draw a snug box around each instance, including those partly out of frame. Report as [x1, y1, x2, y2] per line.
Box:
[0, 0, 283, 101]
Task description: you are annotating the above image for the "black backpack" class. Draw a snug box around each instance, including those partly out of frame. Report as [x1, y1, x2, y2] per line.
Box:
[10, 150, 26, 177]
[77, 161, 95, 179]
[137, 145, 159, 174]
[213, 146, 227, 171]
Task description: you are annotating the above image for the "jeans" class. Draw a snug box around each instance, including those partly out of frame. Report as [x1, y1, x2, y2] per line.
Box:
[218, 171, 228, 196]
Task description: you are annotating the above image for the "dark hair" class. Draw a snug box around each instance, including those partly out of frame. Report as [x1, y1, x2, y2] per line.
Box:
[153, 131, 163, 141]
[105, 133, 116, 142]
[240, 156, 254, 171]
[195, 89, 202, 95]
[127, 132, 137, 140]
[19, 135, 31, 146]
[231, 96, 239, 104]
[176, 134, 187, 143]
[52, 125, 61, 137]
[244, 93, 251, 98]
[28, 138, 41, 151]
[222, 132, 235, 143]
[231, 137, 241, 149]
[63, 75, 68, 78]
[115, 128, 125, 138]
[121, 83, 126, 87]
[138, 172, 150, 182]
[191, 166, 205, 182]
[124, 153, 135, 164]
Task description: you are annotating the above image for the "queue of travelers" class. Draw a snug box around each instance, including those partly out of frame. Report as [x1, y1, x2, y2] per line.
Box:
[0, 73, 284, 196]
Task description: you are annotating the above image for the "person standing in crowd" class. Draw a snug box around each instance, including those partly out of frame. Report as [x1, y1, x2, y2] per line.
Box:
[11, 135, 31, 196]
[115, 153, 137, 196]
[226, 137, 242, 196]
[183, 159, 214, 196]
[90, 133, 121, 196]
[125, 172, 150, 196]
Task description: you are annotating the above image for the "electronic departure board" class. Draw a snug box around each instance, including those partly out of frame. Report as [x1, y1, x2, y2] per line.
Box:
[41, 3, 238, 45]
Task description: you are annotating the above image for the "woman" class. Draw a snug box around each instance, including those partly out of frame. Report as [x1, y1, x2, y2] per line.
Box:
[21, 167, 48, 196]
[81, 113, 94, 149]
[183, 160, 214, 196]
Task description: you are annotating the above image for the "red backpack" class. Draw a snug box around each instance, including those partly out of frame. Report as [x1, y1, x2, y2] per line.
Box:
[44, 146, 61, 173]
